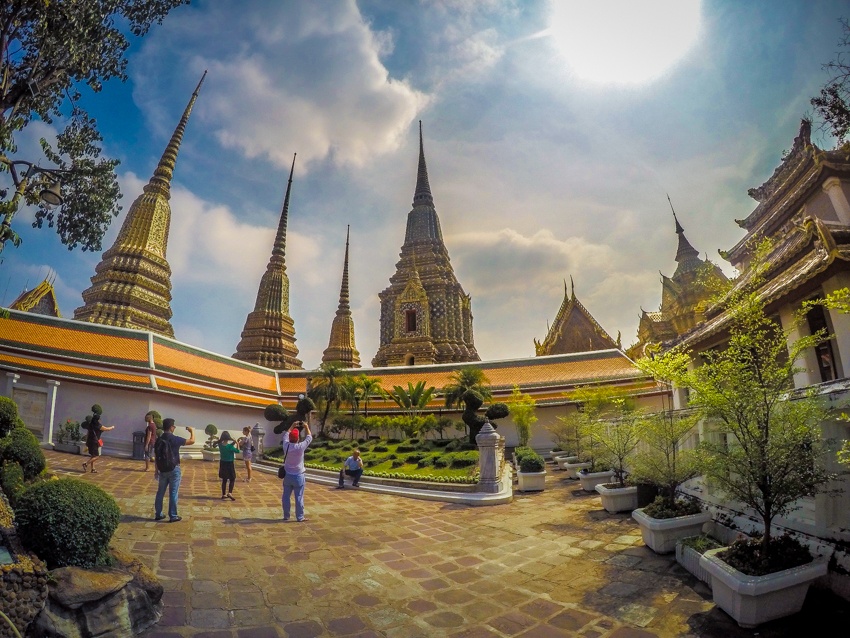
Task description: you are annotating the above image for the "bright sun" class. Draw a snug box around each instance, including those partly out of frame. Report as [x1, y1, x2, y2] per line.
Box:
[547, 0, 702, 85]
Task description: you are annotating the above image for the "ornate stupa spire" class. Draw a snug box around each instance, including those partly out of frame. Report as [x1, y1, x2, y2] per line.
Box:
[233, 154, 302, 370]
[322, 226, 360, 367]
[74, 72, 206, 336]
[373, 122, 479, 367]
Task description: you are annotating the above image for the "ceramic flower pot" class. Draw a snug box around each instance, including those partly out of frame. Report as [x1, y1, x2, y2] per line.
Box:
[517, 470, 546, 492]
[578, 469, 615, 492]
[595, 483, 639, 513]
[561, 461, 591, 479]
[632, 508, 712, 554]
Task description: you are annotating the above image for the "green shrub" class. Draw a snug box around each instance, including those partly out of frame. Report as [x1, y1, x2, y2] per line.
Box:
[15, 478, 120, 569]
[643, 496, 703, 519]
[0, 427, 45, 480]
[391, 459, 404, 468]
[514, 446, 535, 462]
[459, 441, 477, 451]
[386, 438, 400, 444]
[357, 438, 367, 445]
[449, 451, 478, 468]
[404, 453, 424, 464]
[0, 461, 25, 507]
[90, 404, 103, 416]
[432, 439, 451, 448]
[445, 439, 461, 451]
[433, 456, 450, 468]
[417, 456, 436, 468]
[519, 451, 545, 473]
[0, 397, 19, 436]
[396, 444, 416, 453]
[373, 445, 388, 453]
[385, 453, 397, 461]
[264, 404, 288, 421]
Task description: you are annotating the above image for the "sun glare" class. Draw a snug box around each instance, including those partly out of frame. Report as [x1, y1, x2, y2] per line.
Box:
[547, 0, 702, 85]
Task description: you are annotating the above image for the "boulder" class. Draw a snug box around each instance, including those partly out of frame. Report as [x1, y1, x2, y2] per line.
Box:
[48, 568, 131, 610]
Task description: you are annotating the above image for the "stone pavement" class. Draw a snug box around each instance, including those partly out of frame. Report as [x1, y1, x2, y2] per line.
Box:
[45, 451, 850, 638]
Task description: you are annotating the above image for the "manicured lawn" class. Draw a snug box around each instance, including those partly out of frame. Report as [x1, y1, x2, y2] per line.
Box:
[264, 437, 479, 483]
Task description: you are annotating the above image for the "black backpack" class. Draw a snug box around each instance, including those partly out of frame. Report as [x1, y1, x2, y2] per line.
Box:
[155, 434, 179, 473]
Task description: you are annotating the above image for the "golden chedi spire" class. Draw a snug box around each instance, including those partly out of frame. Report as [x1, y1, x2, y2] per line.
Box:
[233, 154, 302, 370]
[322, 226, 360, 367]
[372, 122, 479, 367]
[74, 72, 206, 336]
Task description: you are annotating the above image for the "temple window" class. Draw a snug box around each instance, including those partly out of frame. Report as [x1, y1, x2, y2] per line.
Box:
[406, 355, 415, 366]
[405, 309, 417, 333]
[806, 304, 838, 382]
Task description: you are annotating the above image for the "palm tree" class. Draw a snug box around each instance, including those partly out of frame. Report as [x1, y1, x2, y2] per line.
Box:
[356, 374, 384, 417]
[442, 367, 492, 443]
[388, 381, 435, 419]
[340, 375, 361, 417]
[308, 362, 347, 436]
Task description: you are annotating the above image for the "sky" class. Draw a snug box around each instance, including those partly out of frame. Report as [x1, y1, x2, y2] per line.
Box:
[1, 0, 848, 370]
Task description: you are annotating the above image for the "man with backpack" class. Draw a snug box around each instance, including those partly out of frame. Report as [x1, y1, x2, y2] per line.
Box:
[154, 418, 195, 522]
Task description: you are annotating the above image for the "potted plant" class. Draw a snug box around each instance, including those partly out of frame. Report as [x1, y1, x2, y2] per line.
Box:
[676, 534, 722, 585]
[507, 384, 537, 449]
[648, 244, 833, 626]
[515, 447, 546, 492]
[547, 402, 589, 477]
[53, 419, 84, 454]
[202, 423, 219, 461]
[590, 400, 642, 511]
[628, 408, 707, 553]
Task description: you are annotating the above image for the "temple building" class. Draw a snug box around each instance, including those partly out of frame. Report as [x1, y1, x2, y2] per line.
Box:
[534, 278, 619, 356]
[628, 211, 725, 358]
[74, 73, 205, 337]
[9, 278, 61, 317]
[232, 155, 302, 370]
[322, 227, 360, 368]
[372, 123, 479, 367]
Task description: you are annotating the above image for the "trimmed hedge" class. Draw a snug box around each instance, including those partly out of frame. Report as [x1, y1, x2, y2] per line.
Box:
[0, 427, 45, 480]
[0, 461, 25, 508]
[0, 397, 19, 437]
[15, 478, 120, 569]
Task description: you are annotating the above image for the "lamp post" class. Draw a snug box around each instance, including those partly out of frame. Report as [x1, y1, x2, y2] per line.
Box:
[0, 159, 64, 256]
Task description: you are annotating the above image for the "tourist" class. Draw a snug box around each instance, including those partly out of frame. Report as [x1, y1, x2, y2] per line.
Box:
[218, 431, 238, 500]
[337, 449, 364, 488]
[143, 412, 158, 474]
[154, 418, 195, 522]
[281, 420, 312, 522]
[239, 425, 254, 483]
[82, 414, 114, 474]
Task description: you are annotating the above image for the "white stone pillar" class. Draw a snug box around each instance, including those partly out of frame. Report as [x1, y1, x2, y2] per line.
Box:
[778, 303, 820, 388]
[251, 421, 265, 458]
[4, 372, 19, 398]
[822, 177, 850, 224]
[476, 419, 502, 493]
[44, 380, 60, 444]
[821, 272, 850, 380]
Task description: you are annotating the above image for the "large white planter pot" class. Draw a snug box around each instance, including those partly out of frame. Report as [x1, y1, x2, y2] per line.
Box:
[52, 442, 83, 455]
[555, 456, 580, 469]
[201, 449, 220, 462]
[578, 470, 615, 492]
[700, 548, 827, 628]
[517, 470, 546, 492]
[562, 461, 591, 479]
[675, 541, 713, 585]
[632, 508, 712, 554]
[595, 484, 639, 513]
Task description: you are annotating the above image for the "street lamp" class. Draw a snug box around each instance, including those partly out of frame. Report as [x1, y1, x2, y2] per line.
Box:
[0, 159, 65, 255]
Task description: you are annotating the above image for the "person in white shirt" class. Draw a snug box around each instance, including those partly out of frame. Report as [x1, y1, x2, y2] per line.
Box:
[281, 421, 312, 522]
[338, 449, 364, 488]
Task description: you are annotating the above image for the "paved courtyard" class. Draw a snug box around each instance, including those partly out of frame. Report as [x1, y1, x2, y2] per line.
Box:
[45, 451, 850, 638]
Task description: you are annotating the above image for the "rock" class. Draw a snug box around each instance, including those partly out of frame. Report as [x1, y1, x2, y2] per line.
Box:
[109, 548, 163, 604]
[47, 568, 131, 610]
[26, 599, 82, 638]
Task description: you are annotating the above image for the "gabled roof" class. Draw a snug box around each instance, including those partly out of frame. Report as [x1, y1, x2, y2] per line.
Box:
[9, 280, 61, 317]
[536, 279, 618, 356]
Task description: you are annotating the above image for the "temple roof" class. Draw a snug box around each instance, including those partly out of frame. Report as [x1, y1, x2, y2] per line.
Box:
[535, 278, 618, 356]
[1, 310, 656, 410]
[9, 279, 61, 317]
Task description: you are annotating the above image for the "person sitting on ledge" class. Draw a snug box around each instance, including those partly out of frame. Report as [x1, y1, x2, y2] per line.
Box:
[338, 449, 364, 489]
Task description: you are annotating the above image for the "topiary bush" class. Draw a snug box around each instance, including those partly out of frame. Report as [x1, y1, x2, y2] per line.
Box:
[373, 444, 389, 453]
[0, 427, 45, 480]
[204, 424, 219, 450]
[90, 404, 103, 416]
[264, 403, 290, 435]
[519, 452, 545, 473]
[0, 397, 19, 437]
[448, 451, 478, 469]
[15, 478, 120, 569]
[0, 460, 26, 508]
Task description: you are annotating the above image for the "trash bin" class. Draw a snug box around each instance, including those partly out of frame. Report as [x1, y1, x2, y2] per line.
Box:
[132, 431, 146, 460]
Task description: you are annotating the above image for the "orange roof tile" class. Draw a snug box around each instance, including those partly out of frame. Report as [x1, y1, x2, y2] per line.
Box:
[0, 314, 148, 364]
[156, 377, 274, 407]
[153, 339, 277, 393]
[0, 353, 151, 387]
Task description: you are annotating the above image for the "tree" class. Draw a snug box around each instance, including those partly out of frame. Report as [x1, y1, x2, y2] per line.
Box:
[355, 374, 384, 417]
[308, 362, 347, 436]
[340, 375, 361, 417]
[442, 367, 492, 443]
[507, 385, 537, 447]
[0, 0, 189, 255]
[811, 18, 850, 143]
[553, 384, 625, 471]
[583, 397, 642, 487]
[647, 239, 835, 562]
[388, 381, 435, 420]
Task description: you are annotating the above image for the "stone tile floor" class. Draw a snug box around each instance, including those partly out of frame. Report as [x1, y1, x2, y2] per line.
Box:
[46, 451, 850, 637]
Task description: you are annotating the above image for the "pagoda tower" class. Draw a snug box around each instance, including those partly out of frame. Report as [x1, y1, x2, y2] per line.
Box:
[535, 278, 619, 356]
[372, 122, 479, 367]
[74, 73, 206, 337]
[322, 226, 360, 368]
[233, 154, 302, 370]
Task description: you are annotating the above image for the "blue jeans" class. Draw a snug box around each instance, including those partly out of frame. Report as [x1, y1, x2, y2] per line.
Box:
[155, 465, 182, 520]
[282, 472, 306, 520]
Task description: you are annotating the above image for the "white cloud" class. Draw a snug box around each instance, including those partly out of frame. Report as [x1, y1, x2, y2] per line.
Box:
[133, 1, 427, 171]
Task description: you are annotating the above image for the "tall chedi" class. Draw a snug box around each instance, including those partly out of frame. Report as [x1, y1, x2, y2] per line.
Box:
[372, 122, 479, 367]
[322, 226, 360, 367]
[233, 154, 302, 370]
[75, 73, 206, 336]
